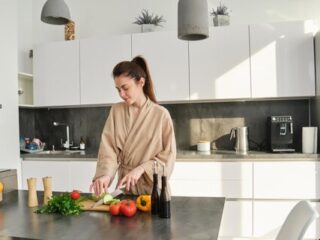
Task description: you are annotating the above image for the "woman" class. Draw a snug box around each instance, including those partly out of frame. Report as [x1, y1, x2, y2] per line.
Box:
[90, 56, 176, 196]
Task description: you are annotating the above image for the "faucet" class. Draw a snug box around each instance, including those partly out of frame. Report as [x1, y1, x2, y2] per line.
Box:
[53, 121, 70, 149]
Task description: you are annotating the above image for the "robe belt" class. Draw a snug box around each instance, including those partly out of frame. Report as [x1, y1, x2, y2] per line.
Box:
[119, 163, 135, 171]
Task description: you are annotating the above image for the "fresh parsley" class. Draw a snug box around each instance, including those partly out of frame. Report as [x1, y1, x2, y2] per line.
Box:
[35, 193, 84, 216]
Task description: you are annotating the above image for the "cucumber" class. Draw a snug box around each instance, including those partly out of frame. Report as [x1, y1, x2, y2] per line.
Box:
[102, 194, 113, 204]
[106, 199, 121, 205]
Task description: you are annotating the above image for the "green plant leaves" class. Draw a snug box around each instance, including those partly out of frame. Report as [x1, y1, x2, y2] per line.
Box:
[35, 193, 84, 216]
[133, 9, 166, 26]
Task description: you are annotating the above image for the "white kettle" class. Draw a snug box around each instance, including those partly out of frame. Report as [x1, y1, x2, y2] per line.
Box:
[230, 127, 249, 154]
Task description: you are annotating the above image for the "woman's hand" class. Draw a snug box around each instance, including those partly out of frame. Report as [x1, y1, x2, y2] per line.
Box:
[118, 166, 145, 192]
[89, 175, 111, 196]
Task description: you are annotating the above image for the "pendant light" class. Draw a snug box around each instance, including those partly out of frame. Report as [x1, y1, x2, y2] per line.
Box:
[178, 0, 209, 41]
[41, 0, 71, 25]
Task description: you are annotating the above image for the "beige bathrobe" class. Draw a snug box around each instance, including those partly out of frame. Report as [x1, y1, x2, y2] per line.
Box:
[93, 98, 176, 195]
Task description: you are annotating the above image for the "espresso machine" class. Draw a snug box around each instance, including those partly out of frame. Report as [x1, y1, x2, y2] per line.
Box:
[267, 116, 295, 152]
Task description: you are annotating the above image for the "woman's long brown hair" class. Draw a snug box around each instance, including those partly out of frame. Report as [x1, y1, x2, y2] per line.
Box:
[112, 56, 157, 103]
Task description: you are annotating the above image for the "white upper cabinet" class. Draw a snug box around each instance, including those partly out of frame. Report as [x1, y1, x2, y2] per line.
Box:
[189, 26, 251, 100]
[33, 40, 80, 106]
[80, 35, 131, 104]
[250, 20, 316, 98]
[132, 31, 189, 102]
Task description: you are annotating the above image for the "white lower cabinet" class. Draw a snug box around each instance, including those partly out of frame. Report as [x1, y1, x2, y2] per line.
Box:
[219, 200, 253, 238]
[171, 162, 253, 238]
[69, 161, 96, 192]
[22, 160, 118, 193]
[22, 161, 70, 192]
[254, 161, 320, 199]
[170, 162, 253, 198]
[69, 161, 118, 193]
[253, 161, 320, 239]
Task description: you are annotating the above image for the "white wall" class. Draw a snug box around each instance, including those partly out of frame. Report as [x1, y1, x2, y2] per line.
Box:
[0, 0, 21, 184]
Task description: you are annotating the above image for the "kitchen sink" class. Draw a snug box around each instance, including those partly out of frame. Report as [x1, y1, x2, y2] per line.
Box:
[35, 150, 82, 155]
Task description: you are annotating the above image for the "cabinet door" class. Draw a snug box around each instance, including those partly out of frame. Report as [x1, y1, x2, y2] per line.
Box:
[69, 161, 118, 193]
[33, 40, 80, 106]
[80, 36, 131, 104]
[189, 26, 251, 100]
[218, 200, 253, 238]
[250, 20, 315, 98]
[254, 162, 320, 199]
[132, 31, 189, 102]
[21, 161, 70, 192]
[69, 161, 96, 193]
[171, 162, 252, 198]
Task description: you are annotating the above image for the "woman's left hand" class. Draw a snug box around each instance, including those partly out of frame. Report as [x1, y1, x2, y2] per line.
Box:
[118, 166, 145, 192]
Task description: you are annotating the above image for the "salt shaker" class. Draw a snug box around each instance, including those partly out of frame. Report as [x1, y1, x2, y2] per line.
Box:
[42, 176, 52, 205]
[27, 178, 38, 207]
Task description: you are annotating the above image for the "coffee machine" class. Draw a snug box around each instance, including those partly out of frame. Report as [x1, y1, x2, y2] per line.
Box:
[267, 116, 295, 152]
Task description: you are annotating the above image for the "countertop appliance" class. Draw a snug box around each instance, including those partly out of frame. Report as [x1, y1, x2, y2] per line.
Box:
[230, 126, 249, 154]
[267, 116, 295, 152]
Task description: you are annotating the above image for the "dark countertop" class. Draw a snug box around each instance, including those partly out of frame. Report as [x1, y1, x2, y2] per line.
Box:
[21, 149, 320, 162]
[0, 191, 225, 240]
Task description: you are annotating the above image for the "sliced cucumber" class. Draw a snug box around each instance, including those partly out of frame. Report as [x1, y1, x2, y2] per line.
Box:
[105, 199, 121, 205]
[102, 194, 113, 204]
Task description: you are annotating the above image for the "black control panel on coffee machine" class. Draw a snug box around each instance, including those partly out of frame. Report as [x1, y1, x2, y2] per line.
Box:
[267, 116, 295, 153]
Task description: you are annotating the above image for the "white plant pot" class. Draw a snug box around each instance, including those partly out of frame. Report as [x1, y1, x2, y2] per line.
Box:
[141, 24, 156, 33]
[213, 15, 230, 26]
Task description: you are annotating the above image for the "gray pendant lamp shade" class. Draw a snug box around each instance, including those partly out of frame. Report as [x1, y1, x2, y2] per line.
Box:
[41, 0, 71, 25]
[178, 0, 209, 41]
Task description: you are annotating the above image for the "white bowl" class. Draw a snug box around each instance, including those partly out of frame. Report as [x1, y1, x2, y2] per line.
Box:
[197, 141, 211, 152]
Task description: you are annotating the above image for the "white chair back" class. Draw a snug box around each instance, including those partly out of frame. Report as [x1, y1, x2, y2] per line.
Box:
[276, 200, 319, 240]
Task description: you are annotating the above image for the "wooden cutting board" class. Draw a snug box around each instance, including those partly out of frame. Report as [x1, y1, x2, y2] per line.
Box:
[81, 200, 110, 212]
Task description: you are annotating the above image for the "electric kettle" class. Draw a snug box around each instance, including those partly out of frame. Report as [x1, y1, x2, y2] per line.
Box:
[230, 126, 249, 154]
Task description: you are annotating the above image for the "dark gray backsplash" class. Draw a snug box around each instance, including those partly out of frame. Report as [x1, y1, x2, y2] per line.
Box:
[19, 99, 310, 152]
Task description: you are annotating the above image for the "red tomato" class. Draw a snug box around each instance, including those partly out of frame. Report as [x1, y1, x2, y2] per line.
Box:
[109, 202, 121, 216]
[120, 200, 137, 217]
[70, 190, 80, 200]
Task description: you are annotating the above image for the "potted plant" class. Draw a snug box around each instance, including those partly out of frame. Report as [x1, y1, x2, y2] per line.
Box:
[210, 2, 230, 26]
[133, 9, 166, 32]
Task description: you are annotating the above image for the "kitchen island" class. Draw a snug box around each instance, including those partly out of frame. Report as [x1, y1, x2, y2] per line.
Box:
[0, 191, 225, 240]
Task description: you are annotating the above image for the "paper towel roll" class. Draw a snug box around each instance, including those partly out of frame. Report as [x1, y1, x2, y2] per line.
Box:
[302, 127, 318, 154]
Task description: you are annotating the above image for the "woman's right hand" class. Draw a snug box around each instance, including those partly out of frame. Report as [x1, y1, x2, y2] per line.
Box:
[89, 175, 111, 196]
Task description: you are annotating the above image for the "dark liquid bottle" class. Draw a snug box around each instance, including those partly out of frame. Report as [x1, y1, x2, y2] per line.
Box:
[151, 173, 159, 215]
[159, 176, 171, 218]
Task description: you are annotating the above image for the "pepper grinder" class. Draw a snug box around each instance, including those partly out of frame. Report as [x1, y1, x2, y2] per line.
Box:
[27, 178, 38, 207]
[42, 176, 52, 205]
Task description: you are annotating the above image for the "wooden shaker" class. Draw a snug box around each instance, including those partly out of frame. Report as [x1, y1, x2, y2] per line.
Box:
[42, 176, 52, 205]
[27, 178, 38, 207]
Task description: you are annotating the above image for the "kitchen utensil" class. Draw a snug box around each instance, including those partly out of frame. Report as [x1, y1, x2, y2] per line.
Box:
[230, 126, 249, 154]
[42, 176, 52, 205]
[27, 178, 38, 207]
[90, 187, 124, 209]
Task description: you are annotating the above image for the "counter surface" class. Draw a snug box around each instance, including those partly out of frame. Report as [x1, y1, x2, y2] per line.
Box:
[0, 191, 225, 240]
[21, 150, 320, 162]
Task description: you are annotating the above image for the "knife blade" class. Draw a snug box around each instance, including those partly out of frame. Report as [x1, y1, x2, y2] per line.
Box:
[90, 186, 124, 209]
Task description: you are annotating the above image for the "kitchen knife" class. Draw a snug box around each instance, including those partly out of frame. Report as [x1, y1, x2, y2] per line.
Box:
[90, 187, 124, 209]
